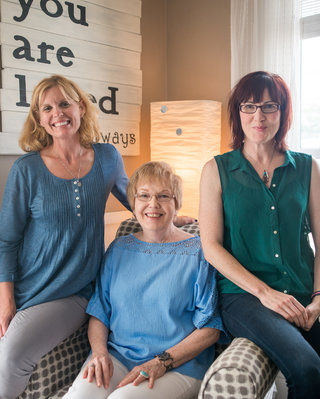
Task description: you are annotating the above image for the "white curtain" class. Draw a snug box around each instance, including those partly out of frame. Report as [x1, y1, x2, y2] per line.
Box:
[231, 0, 302, 149]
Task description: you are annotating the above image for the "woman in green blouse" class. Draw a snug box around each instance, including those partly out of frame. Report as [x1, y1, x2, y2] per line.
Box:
[199, 71, 320, 399]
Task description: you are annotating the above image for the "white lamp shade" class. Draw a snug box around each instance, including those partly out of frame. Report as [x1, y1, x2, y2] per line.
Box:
[151, 100, 221, 218]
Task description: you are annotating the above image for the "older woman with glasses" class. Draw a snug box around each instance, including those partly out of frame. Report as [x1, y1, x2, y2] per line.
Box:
[64, 161, 227, 399]
[199, 71, 320, 399]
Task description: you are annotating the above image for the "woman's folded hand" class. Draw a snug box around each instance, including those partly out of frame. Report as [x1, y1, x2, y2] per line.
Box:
[83, 350, 114, 389]
[117, 357, 166, 389]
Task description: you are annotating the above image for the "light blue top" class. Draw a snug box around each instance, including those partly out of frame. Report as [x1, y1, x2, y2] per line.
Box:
[0, 143, 129, 310]
[87, 235, 227, 380]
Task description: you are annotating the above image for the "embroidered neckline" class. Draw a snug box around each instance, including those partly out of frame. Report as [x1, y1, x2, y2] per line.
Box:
[114, 235, 201, 256]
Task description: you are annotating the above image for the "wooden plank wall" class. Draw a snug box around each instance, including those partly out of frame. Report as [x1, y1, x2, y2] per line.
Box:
[0, 0, 142, 155]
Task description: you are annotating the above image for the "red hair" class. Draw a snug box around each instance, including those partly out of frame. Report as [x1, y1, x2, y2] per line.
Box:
[228, 71, 292, 151]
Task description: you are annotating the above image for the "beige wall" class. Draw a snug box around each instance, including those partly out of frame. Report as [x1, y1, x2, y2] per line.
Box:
[125, 0, 232, 169]
[166, 0, 231, 153]
[0, 0, 231, 209]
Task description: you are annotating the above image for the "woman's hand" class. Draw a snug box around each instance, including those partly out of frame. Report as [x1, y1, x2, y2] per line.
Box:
[83, 350, 114, 389]
[304, 297, 320, 331]
[173, 215, 196, 227]
[0, 301, 16, 338]
[258, 288, 308, 328]
[0, 282, 16, 338]
[117, 358, 166, 389]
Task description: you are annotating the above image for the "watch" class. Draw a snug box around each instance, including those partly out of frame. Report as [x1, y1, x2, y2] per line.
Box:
[155, 351, 174, 371]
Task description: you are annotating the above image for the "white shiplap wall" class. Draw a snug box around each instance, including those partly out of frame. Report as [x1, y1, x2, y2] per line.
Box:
[0, 0, 142, 155]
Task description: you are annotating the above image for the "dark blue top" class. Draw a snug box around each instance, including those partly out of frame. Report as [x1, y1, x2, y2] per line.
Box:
[0, 143, 129, 310]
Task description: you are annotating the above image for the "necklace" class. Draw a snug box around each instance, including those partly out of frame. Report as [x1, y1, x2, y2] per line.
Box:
[243, 146, 276, 185]
[55, 147, 83, 187]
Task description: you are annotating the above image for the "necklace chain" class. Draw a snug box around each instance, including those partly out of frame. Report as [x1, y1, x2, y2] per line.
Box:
[243, 146, 276, 185]
[55, 147, 83, 186]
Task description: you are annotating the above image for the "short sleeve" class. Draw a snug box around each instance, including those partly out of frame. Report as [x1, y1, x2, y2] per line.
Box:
[193, 257, 229, 343]
[0, 162, 30, 281]
[86, 243, 115, 328]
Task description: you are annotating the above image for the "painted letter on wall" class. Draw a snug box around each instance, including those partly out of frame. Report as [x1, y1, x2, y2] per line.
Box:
[0, 0, 142, 155]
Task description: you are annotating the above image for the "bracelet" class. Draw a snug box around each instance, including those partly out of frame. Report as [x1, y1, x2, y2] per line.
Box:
[311, 290, 320, 299]
[155, 351, 174, 371]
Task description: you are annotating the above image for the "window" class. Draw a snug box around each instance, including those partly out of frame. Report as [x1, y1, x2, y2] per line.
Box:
[300, 0, 320, 157]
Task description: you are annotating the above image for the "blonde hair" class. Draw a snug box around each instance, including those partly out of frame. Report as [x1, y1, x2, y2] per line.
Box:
[127, 161, 183, 211]
[19, 75, 100, 151]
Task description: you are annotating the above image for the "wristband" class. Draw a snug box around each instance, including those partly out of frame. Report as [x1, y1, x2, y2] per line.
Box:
[311, 290, 320, 299]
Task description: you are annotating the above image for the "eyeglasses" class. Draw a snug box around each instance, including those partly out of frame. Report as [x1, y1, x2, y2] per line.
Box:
[239, 103, 280, 114]
[135, 193, 175, 202]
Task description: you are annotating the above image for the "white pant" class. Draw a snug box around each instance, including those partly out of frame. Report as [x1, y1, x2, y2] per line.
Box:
[63, 354, 201, 399]
[0, 296, 88, 399]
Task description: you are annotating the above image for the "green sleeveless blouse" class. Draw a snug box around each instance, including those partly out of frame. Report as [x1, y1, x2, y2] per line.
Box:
[215, 149, 314, 306]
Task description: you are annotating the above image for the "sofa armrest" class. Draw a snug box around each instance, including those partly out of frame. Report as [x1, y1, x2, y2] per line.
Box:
[198, 337, 278, 399]
[19, 322, 90, 399]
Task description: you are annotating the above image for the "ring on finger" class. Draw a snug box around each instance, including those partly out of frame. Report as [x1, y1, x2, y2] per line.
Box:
[89, 364, 95, 368]
[140, 370, 149, 378]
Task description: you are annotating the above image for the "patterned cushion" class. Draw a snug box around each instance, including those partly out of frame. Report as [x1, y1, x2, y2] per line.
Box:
[20, 218, 278, 399]
[198, 338, 278, 399]
[117, 217, 200, 236]
[18, 323, 90, 399]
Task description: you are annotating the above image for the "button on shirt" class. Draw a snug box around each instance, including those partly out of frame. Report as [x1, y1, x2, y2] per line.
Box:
[215, 149, 314, 307]
[0, 144, 130, 310]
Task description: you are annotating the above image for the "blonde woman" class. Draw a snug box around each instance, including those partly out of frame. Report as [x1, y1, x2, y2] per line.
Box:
[0, 75, 130, 398]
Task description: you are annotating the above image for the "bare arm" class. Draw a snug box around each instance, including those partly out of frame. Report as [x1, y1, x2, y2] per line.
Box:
[199, 159, 308, 328]
[0, 282, 16, 337]
[161, 327, 220, 369]
[83, 316, 113, 388]
[305, 158, 320, 330]
[118, 327, 220, 389]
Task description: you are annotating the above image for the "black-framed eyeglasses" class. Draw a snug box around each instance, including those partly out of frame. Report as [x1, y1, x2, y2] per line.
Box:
[135, 193, 175, 203]
[239, 103, 280, 114]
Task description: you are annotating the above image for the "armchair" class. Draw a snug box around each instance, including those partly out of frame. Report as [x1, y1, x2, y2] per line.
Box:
[117, 219, 278, 399]
[20, 219, 278, 399]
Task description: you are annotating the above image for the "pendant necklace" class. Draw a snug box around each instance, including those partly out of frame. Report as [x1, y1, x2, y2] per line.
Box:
[262, 169, 270, 185]
[55, 147, 83, 187]
[243, 146, 276, 185]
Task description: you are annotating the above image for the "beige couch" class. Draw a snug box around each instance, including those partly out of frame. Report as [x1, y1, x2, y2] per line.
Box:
[20, 219, 278, 399]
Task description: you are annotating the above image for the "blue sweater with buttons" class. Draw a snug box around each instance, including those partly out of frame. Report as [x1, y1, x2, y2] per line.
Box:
[0, 144, 129, 310]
